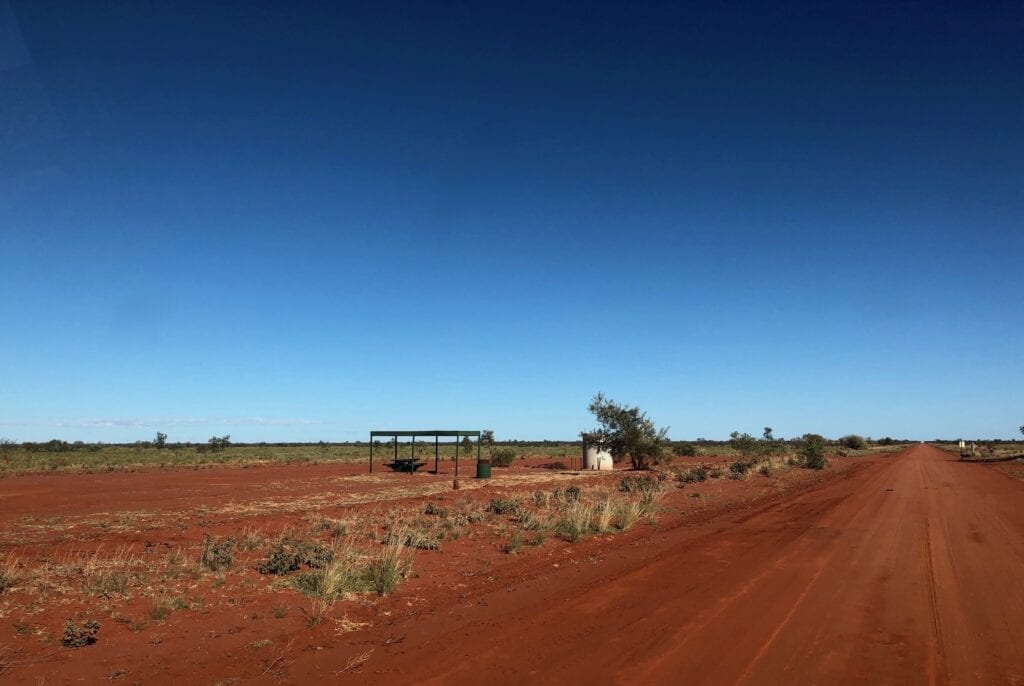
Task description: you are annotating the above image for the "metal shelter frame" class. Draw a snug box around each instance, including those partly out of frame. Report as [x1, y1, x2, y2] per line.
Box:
[369, 430, 481, 477]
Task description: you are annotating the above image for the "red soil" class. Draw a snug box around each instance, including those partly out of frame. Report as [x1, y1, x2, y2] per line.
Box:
[3, 445, 1022, 684]
[0, 457, 575, 523]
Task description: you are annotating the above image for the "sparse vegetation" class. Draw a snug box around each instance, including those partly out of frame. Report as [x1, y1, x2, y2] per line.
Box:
[760, 427, 785, 457]
[502, 530, 523, 554]
[292, 544, 366, 600]
[382, 529, 442, 551]
[257, 538, 334, 575]
[618, 474, 662, 495]
[0, 441, 583, 473]
[423, 502, 448, 517]
[487, 498, 522, 515]
[553, 485, 582, 503]
[729, 459, 753, 478]
[149, 597, 175, 620]
[594, 496, 615, 533]
[729, 431, 758, 458]
[207, 435, 232, 452]
[61, 619, 100, 648]
[0, 555, 24, 593]
[614, 499, 643, 530]
[673, 442, 697, 457]
[365, 531, 412, 595]
[675, 465, 709, 484]
[555, 501, 595, 542]
[200, 535, 235, 571]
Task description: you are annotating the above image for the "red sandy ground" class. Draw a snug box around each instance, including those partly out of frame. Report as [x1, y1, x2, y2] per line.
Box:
[2, 445, 1023, 684]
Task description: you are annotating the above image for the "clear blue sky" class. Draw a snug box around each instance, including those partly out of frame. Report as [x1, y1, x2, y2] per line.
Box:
[1, 1, 1021, 443]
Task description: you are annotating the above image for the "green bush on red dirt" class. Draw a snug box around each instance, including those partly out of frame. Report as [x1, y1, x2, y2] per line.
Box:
[491, 447, 517, 467]
[257, 538, 334, 575]
[802, 434, 828, 470]
[838, 434, 867, 450]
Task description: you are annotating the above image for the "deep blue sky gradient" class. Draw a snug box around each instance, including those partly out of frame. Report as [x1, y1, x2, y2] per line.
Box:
[1, 1, 1022, 441]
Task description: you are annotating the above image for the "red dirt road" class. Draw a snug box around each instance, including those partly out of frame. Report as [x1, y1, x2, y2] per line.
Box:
[310, 444, 1023, 685]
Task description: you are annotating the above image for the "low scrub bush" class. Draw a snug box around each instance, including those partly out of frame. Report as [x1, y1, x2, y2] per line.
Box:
[61, 619, 100, 648]
[675, 466, 708, 484]
[838, 434, 867, 450]
[553, 485, 582, 504]
[519, 510, 553, 532]
[673, 442, 697, 457]
[423, 502, 448, 516]
[382, 529, 442, 551]
[258, 538, 334, 575]
[729, 460, 753, 478]
[618, 475, 661, 495]
[486, 498, 522, 515]
[491, 448, 517, 468]
[292, 544, 368, 599]
[200, 535, 235, 571]
[311, 517, 349, 538]
[293, 537, 413, 599]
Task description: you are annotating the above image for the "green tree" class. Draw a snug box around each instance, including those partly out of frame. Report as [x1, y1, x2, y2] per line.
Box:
[838, 434, 866, 450]
[760, 427, 785, 456]
[801, 433, 827, 469]
[460, 435, 474, 454]
[586, 393, 668, 470]
[208, 435, 231, 452]
[155, 432, 167, 449]
[480, 430, 495, 455]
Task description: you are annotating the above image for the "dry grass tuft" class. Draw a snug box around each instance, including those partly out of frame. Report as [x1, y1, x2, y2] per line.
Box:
[555, 501, 594, 542]
[0, 555, 26, 593]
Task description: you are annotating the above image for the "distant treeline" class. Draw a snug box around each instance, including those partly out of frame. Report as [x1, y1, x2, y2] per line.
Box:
[6, 437, 1019, 453]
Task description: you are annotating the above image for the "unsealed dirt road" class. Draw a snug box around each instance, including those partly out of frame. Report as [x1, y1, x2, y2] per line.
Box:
[321, 444, 1023, 685]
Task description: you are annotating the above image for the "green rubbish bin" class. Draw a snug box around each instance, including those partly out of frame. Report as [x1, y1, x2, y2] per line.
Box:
[476, 458, 492, 479]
